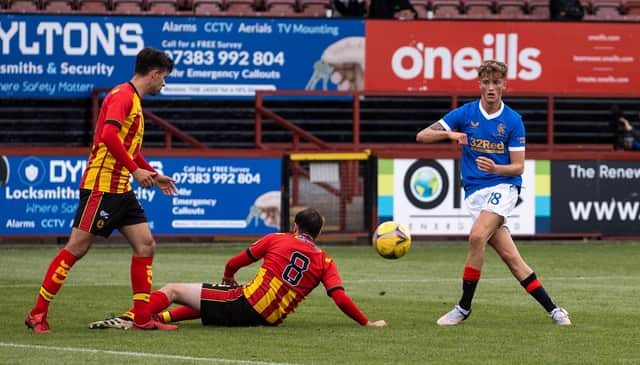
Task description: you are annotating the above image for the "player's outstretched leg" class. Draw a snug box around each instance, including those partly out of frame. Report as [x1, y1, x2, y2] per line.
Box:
[89, 313, 177, 331]
[26, 248, 81, 334]
[132, 316, 178, 331]
[89, 313, 134, 330]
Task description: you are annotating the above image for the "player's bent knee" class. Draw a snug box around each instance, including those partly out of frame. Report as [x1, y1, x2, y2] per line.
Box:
[159, 283, 179, 300]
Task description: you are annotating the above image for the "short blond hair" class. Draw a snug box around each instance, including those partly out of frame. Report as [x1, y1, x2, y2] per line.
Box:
[478, 60, 507, 79]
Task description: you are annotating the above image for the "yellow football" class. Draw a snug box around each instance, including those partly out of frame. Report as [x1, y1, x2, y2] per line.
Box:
[373, 221, 411, 259]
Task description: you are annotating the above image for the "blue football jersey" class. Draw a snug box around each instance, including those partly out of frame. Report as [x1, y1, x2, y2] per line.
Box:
[439, 100, 525, 197]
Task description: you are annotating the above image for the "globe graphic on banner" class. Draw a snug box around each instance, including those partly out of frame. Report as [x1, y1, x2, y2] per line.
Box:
[411, 167, 441, 202]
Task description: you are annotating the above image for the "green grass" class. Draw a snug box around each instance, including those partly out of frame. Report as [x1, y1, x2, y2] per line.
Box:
[1, 242, 639, 365]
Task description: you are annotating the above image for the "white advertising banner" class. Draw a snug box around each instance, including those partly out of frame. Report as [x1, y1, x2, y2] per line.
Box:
[392, 159, 535, 235]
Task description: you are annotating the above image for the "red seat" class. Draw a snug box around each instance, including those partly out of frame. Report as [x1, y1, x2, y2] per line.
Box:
[619, 0, 639, 19]
[588, 0, 620, 7]
[265, 3, 298, 14]
[585, 3, 623, 19]
[431, 0, 462, 18]
[6, 0, 41, 12]
[111, 0, 143, 13]
[587, 0, 622, 15]
[42, 0, 74, 12]
[298, 0, 327, 16]
[76, 0, 110, 12]
[263, 0, 297, 15]
[264, 0, 293, 9]
[192, 0, 223, 14]
[526, 0, 549, 19]
[623, 0, 640, 13]
[464, 0, 495, 18]
[225, 0, 255, 15]
[264, 0, 292, 7]
[147, 0, 179, 13]
[495, 0, 526, 18]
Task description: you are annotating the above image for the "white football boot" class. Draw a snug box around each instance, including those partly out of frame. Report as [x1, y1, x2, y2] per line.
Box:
[549, 307, 572, 325]
[436, 305, 471, 326]
[88, 315, 134, 330]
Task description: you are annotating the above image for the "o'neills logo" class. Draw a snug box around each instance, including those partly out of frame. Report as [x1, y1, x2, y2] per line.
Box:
[391, 33, 541, 81]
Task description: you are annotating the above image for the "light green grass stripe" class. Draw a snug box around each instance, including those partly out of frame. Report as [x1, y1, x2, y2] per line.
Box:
[2, 275, 638, 288]
[0, 342, 300, 365]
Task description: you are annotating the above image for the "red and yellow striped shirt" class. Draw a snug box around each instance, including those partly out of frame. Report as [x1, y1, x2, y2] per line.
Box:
[80, 82, 144, 193]
[242, 233, 343, 325]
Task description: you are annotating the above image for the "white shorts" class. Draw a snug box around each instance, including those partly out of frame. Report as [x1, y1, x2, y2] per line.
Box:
[465, 184, 520, 230]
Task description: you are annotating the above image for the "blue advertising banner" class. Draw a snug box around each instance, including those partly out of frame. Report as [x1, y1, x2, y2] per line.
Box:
[0, 155, 282, 235]
[0, 14, 364, 98]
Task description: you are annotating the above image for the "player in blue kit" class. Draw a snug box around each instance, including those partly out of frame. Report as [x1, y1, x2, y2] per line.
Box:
[416, 60, 571, 326]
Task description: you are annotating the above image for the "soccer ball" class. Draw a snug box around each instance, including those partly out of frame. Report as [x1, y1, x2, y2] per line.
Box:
[373, 221, 411, 259]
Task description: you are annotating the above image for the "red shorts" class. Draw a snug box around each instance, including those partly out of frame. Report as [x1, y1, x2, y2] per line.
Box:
[200, 283, 269, 326]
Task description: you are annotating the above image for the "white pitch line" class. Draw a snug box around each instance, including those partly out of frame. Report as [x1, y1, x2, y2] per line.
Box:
[0, 342, 300, 365]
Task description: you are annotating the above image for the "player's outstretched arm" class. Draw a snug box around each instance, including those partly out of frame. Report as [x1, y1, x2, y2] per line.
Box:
[416, 121, 467, 145]
[366, 320, 387, 327]
[330, 288, 386, 327]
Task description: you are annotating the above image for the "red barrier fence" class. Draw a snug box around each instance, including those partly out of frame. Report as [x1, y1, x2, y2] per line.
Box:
[2, 89, 639, 240]
[254, 89, 640, 161]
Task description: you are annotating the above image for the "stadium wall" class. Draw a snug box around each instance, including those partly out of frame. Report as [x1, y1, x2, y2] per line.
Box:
[1, 147, 639, 240]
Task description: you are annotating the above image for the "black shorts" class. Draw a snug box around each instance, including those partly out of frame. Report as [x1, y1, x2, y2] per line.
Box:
[200, 284, 269, 327]
[72, 189, 147, 238]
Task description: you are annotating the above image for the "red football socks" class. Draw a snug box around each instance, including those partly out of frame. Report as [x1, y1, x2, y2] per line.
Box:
[30, 248, 78, 315]
[131, 256, 153, 324]
[161, 306, 201, 323]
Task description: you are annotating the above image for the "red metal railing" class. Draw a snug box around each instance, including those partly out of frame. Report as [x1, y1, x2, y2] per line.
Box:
[254, 90, 478, 150]
[254, 90, 624, 152]
[91, 88, 207, 150]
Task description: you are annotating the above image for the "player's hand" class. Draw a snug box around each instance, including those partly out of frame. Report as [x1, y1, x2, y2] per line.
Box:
[132, 168, 156, 188]
[619, 117, 633, 131]
[321, 36, 365, 91]
[221, 276, 239, 287]
[154, 174, 178, 195]
[365, 320, 387, 327]
[449, 132, 468, 145]
[476, 156, 496, 173]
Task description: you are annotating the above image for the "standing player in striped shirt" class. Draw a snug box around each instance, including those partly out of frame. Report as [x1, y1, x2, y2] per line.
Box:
[88, 208, 387, 329]
[416, 60, 571, 326]
[25, 47, 178, 333]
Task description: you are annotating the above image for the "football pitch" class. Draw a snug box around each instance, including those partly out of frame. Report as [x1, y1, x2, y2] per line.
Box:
[1, 242, 639, 365]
